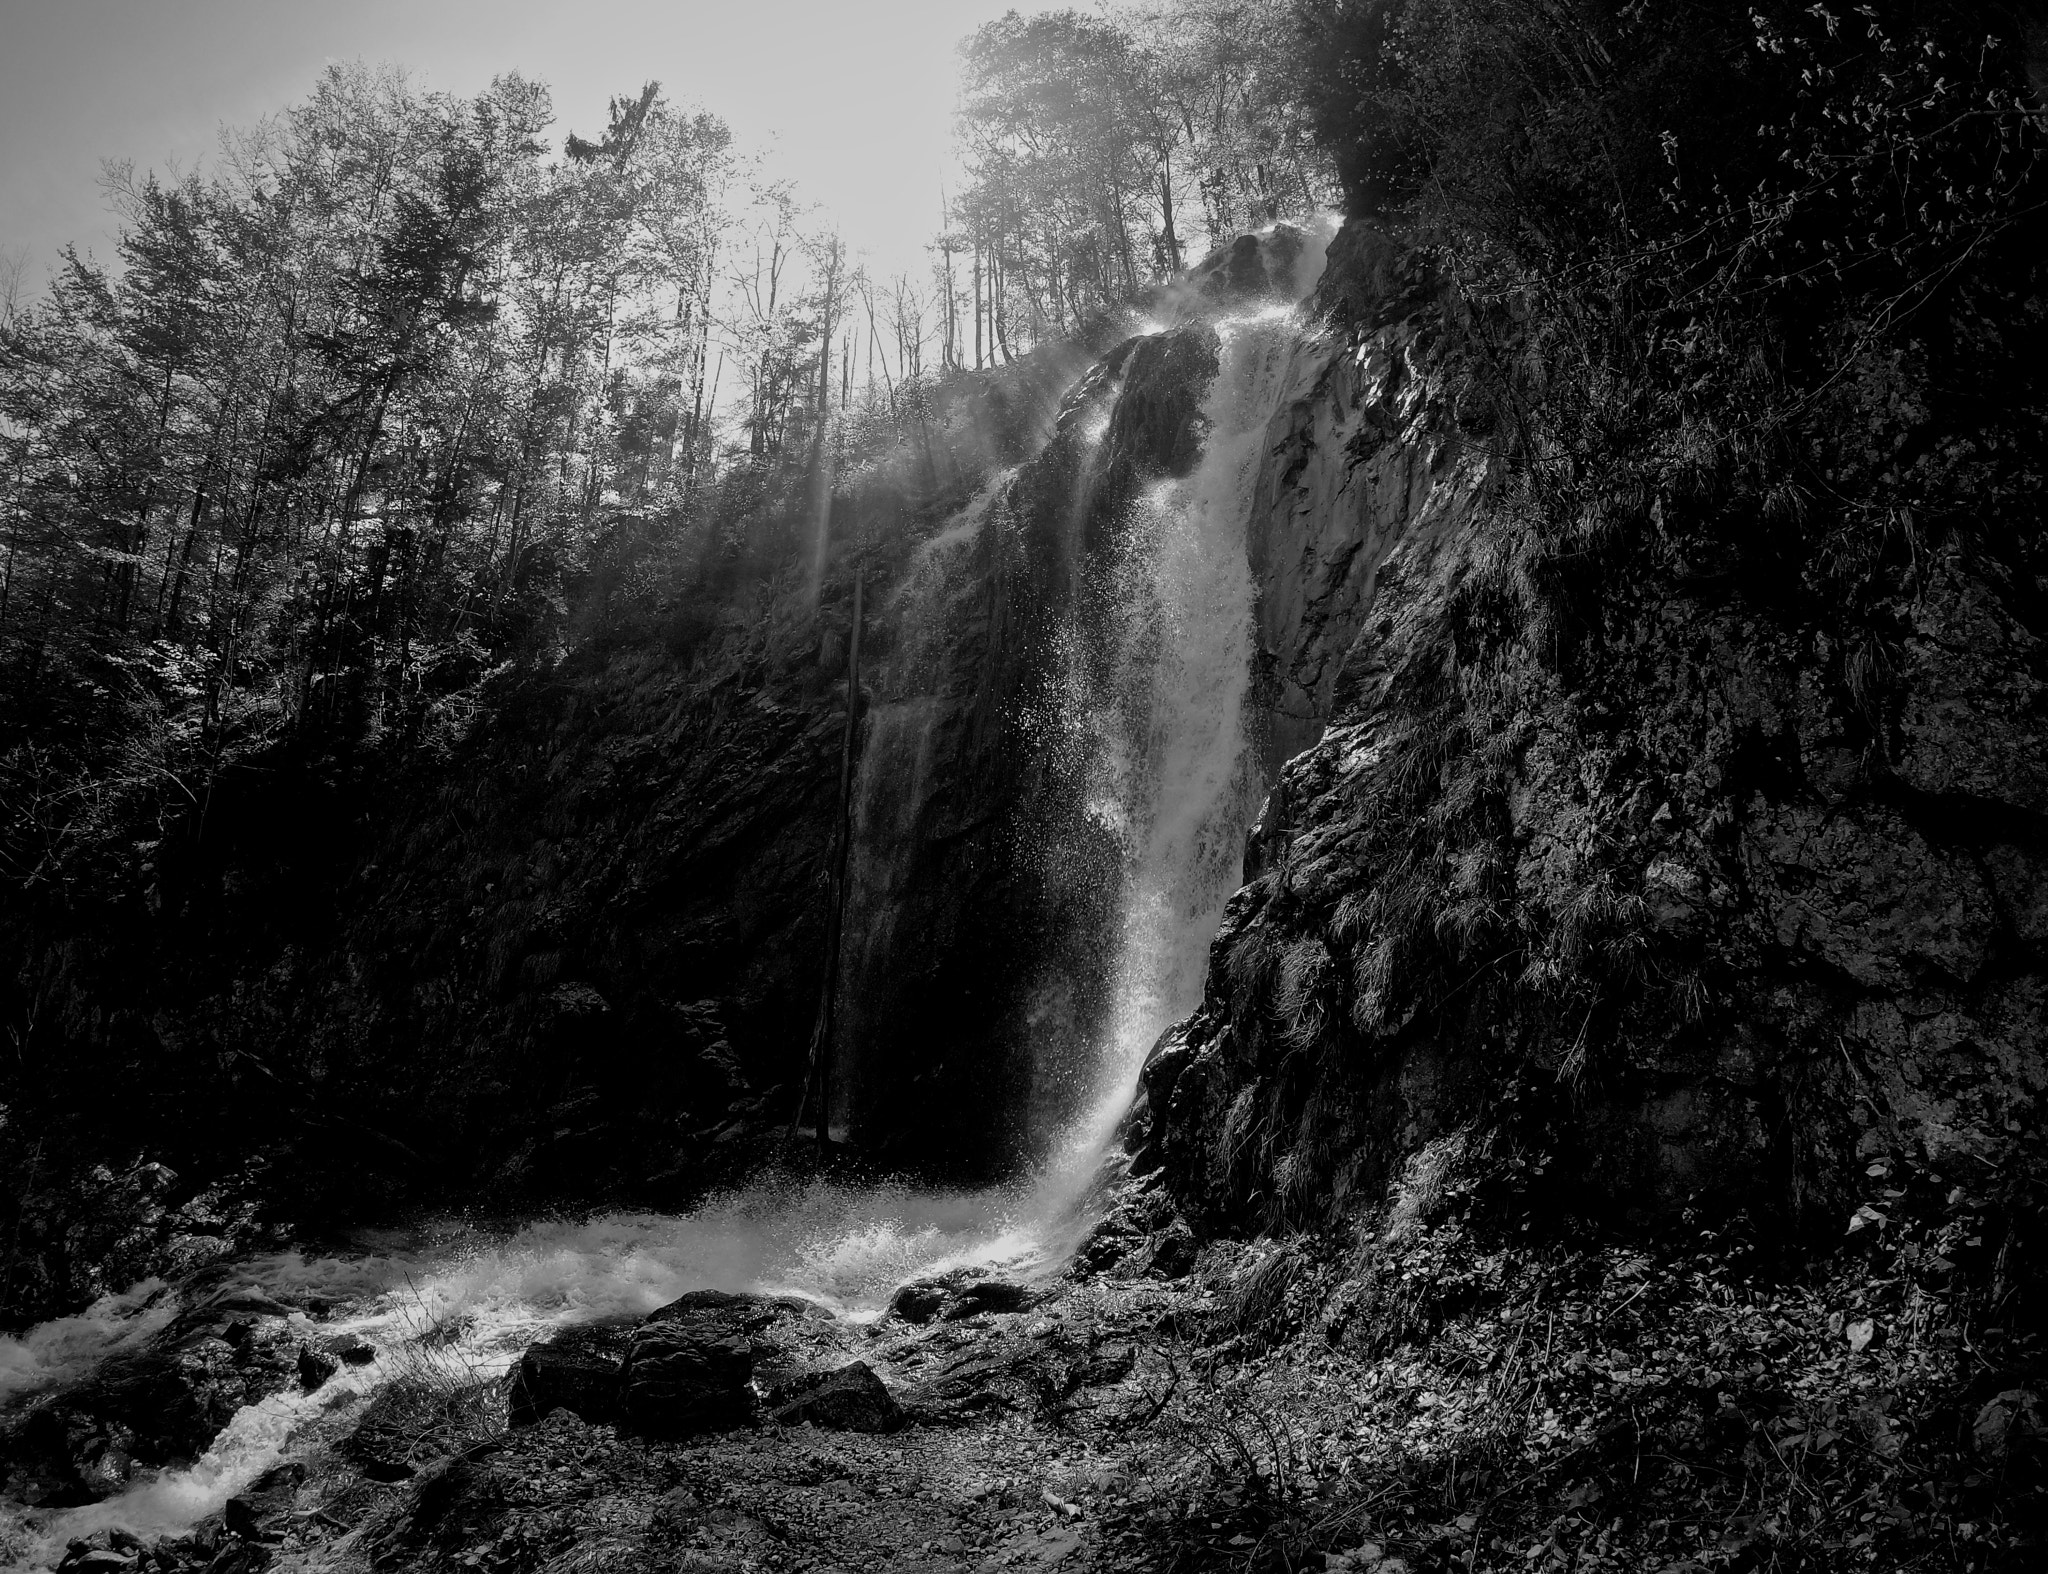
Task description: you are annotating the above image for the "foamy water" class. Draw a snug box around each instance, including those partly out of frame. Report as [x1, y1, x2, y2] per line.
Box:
[0, 1179, 1071, 1570]
[0, 217, 1338, 1574]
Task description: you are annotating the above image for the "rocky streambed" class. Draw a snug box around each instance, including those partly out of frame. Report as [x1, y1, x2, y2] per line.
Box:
[6, 1157, 2044, 1574]
[0, 1180, 1205, 1574]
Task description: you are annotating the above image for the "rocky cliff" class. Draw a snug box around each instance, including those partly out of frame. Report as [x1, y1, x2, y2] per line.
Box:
[1140, 223, 2048, 1292]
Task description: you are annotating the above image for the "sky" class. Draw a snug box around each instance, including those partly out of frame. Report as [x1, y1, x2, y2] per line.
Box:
[0, 0, 1063, 298]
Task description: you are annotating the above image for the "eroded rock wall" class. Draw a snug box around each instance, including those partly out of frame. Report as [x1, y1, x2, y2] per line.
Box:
[1141, 222, 2048, 1241]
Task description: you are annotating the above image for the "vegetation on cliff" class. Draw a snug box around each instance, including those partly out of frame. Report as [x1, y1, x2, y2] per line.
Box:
[1135, 4, 2047, 1564]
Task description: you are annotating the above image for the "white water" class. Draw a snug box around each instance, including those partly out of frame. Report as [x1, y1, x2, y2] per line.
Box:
[0, 220, 1333, 1572]
[1043, 281, 1328, 1186]
[0, 1184, 1044, 1570]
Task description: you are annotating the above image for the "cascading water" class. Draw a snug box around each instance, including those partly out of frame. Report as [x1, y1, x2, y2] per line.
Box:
[0, 222, 1332, 1570]
[1037, 287, 1324, 1195]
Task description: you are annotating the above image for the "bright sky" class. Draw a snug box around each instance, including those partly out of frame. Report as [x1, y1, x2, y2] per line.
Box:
[0, 0, 1063, 297]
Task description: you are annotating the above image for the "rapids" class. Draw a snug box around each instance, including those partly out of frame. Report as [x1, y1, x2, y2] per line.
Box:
[0, 218, 1334, 1572]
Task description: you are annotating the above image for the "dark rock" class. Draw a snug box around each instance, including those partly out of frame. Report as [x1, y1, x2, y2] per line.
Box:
[1144, 1225, 1198, 1280]
[1077, 1215, 1141, 1271]
[0, 1403, 138, 1506]
[56, 1551, 136, 1574]
[224, 1462, 304, 1542]
[191, 1285, 291, 1321]
[886, 1269, 1035, 1325]
[54, 1529, 143, 1573]
[767, 1361, 903, 1432]
[895, 1339, 1051, 1421]
[643, 1289, 812, 1331]
[295, 1343, 338, 1392]
[620, 1315, 755, 1435]
[886, 1281, 949, 1325]
[506, 1320, 635, 1428]
[375, 1446, 508, 1563]
[0, 1285, 301, 1510]
[945, 1279, 1032, 1320]
[323, 1332, 377, 1366]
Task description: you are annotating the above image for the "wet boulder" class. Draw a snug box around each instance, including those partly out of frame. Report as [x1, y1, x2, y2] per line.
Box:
[505, 1320, 636, 1429]
[323, 1331, 377, 1366]
[621, 1312, 756, 1435]
[767, 1361, 903, 1432]
[885, 1268, 1035, 1325]
[947, 1279, 1032, 1319]
[504, 1291, 827, 1439]
[885, 1281, 950, 1325]
[296, 1343, 339, 1391]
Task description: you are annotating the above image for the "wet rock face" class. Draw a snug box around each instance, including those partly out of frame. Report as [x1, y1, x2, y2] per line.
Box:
[1143, 220, 2048, 1237]
[834, 302, 1236, 1169]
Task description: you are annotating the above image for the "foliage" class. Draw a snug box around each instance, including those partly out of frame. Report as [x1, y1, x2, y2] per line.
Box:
[947, 1, 1339, 362]
[1102, 1162, 2045, 1572]
[1218, 0, 2048, 1122]
[0, 67, 740, 879]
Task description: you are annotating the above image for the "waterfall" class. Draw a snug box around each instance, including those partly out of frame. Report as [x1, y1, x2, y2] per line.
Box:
[1033, 273, 1330, 1210]
[0, 226, 1334, 1570]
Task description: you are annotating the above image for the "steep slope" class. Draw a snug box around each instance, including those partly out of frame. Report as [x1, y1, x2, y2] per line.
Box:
[1137, 222, 2048, 1295]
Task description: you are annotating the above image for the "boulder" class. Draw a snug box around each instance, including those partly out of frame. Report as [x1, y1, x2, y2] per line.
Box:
[1143, 1225, 1198, 1280]
[52, 1529, 143, 1573]
[767, 1361, 903, 1432]
[886, 1281, 949, 1325]
[323, 1332, 377, 1366]
[620, 1314, 755, 1436]
[945, 1279, 1032, 1320]
[642, 1288, 816, 1330]
[505, 1321, 636, 1429]
[885, 1269, 1035, 1325]
[0, 1403, 140, 1507]
[295, 1343, 338, 1391]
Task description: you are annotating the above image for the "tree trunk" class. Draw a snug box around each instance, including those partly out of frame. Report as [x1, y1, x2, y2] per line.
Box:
[1161, 156, 1184, 274]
